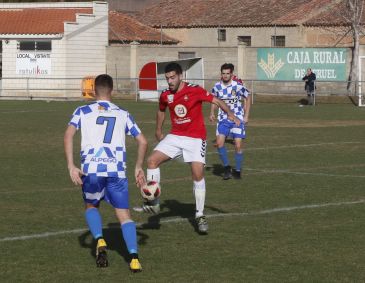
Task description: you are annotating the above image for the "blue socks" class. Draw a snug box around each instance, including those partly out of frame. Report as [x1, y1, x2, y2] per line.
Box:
[85, 208, 138, 255]
[217, 147, 244, 171]
[85, 208, 103, 239]
[235, 152, 243, 171]
[121, 221, 138, 254]
[217, 146, 229, 167]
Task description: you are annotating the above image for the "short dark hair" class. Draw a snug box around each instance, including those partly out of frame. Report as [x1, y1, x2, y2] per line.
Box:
[95, 74, 113, 95]
[221, 63, 234, 73]
[165, 62, 182, 74]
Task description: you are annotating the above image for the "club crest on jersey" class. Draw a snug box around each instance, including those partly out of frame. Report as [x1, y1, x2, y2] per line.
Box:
[231, 90, 236, 96]
[184, 95, 189, 101]
[167, 94, 174, 103]
[174, 104, 187, 117]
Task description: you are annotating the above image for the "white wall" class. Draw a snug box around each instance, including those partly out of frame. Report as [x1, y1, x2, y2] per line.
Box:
[64, 2, 108, 97]
[0, 1, 108, 99]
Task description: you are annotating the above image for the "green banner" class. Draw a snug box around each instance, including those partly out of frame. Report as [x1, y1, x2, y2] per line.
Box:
[257, 48, 347, 81]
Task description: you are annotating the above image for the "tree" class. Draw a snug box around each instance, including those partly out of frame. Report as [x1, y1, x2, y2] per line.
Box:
[344, 0, 364, 95]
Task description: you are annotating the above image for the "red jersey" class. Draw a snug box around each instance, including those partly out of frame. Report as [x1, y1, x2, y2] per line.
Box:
[159, 82, 214, 139]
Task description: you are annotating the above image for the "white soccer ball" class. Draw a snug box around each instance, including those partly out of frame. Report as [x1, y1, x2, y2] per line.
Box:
[141, 181, 161, 201]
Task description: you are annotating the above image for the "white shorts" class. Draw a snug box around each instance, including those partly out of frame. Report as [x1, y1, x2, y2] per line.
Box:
[154, 134, 207, 164]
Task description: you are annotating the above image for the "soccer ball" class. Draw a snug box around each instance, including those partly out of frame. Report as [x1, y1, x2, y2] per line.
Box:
[141, 181, 161, 201]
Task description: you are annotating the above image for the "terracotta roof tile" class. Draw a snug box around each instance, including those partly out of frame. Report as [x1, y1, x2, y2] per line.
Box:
[134, 0, 354, 28]
[0, 8, 92, 35]
[304, 0, 365, 26]
[109, 10, 179, 44]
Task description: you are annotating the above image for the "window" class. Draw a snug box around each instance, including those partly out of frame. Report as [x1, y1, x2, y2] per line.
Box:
[237, 36, 251, 46]
[218, 29, 226, 42]
[19, 41, 52, 51]
[271, 36, 285, 47]
[178, 52, 196, 59]
[19, 41, 36, 51]
[36, 41, 52, 51]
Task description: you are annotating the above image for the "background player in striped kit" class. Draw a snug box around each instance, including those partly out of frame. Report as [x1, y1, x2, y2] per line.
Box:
[64, 74, 147, 272]
[210, 63, 251, 180]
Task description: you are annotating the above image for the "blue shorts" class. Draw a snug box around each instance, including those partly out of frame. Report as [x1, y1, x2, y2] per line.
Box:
[216, 119, 246, 139]
[81, 175, 129, 209]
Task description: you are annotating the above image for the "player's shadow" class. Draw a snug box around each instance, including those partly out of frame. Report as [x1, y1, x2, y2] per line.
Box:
[205, 163, 225, 178]
[298, 98, 309, 105]
[78, 224, 149, 265]
[138, 199, 226, 235]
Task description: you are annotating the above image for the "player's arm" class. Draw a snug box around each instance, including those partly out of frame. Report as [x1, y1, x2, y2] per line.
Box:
[64, 125, 84, 185]
[212, 96, 240, 126]
[134, 133, 148, 188]
[155, 110, 165, 141]
[209, 103, 217, 122]
[243, 94, 252, 124]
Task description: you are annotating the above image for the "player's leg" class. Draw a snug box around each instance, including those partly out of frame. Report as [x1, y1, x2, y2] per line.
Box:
[191, 162, 208, 233]
[146, 149, 170, 182]
[82, 175, 108, 267]
[115, 209, 142, 272]
[233, 138, 243, 179]
[106, 177, 142, 272]
[216, 121, 232, 180]
[183, 138, 208, 233]
[135, 135, 180, 214]
[231, 122, 246, 179]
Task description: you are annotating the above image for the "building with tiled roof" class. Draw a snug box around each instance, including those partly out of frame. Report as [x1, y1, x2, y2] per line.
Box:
[0, 1, 109, 98]
[134, 0, 364, 47]
[0, 8, 93, 36]
[109, 10, 178, 44]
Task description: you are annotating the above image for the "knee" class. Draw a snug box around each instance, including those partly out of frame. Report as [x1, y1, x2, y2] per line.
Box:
[234, 143, 242, 152]
[216, 139, 225, 148]
[192, 171, 204, 181]
[147, 156, 159, 168]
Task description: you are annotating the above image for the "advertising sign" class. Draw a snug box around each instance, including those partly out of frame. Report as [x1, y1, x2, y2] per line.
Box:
[16, 53, 51, 75]
[257, 48, 347, 81]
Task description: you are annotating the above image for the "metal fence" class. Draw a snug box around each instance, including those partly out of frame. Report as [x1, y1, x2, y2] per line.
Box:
[0, 77, 363, 106]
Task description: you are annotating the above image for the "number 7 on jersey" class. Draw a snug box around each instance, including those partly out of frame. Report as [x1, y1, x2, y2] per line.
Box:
[96, 116, 116, 143]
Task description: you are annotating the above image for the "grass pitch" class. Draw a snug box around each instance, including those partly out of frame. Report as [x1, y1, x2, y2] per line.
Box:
[0, 100, 364, 282]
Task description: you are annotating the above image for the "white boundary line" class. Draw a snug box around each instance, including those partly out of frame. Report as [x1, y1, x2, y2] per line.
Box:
[245, 168, 365, 178]
[0, 110, 57, 114]
[0, 199, 363, 242]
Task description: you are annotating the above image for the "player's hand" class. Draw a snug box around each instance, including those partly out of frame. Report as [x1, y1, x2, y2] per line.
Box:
[228, 114, 241, 126]
[69, 166, 84, 186]
[155, 130, 164, 141]
[209, 113, 215, 122]
[135, 168, 146, 188]
[243, 116, 249, 125]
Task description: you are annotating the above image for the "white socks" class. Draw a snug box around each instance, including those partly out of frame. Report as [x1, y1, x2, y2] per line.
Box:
[147, 168, 160, 183]
[147, 169, 206, 217]
[193, 178, 206, 218]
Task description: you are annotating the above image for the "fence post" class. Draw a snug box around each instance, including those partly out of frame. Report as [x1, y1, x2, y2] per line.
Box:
[251, 80, 254, 104]
[115, 64, 118, 92]
[135, 77, 138, 102]
[26, 78, 31, 99]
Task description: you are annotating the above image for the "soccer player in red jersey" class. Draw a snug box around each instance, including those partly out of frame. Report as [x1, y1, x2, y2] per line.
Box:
[135, 62, 240, 233]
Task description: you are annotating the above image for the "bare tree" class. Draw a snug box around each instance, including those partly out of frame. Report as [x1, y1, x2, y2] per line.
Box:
[344, 0, 364, 95]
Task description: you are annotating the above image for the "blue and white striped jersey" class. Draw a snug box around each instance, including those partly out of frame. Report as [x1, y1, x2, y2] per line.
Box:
[211, 80, 249, 122]
[68, 101, 141, 178]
